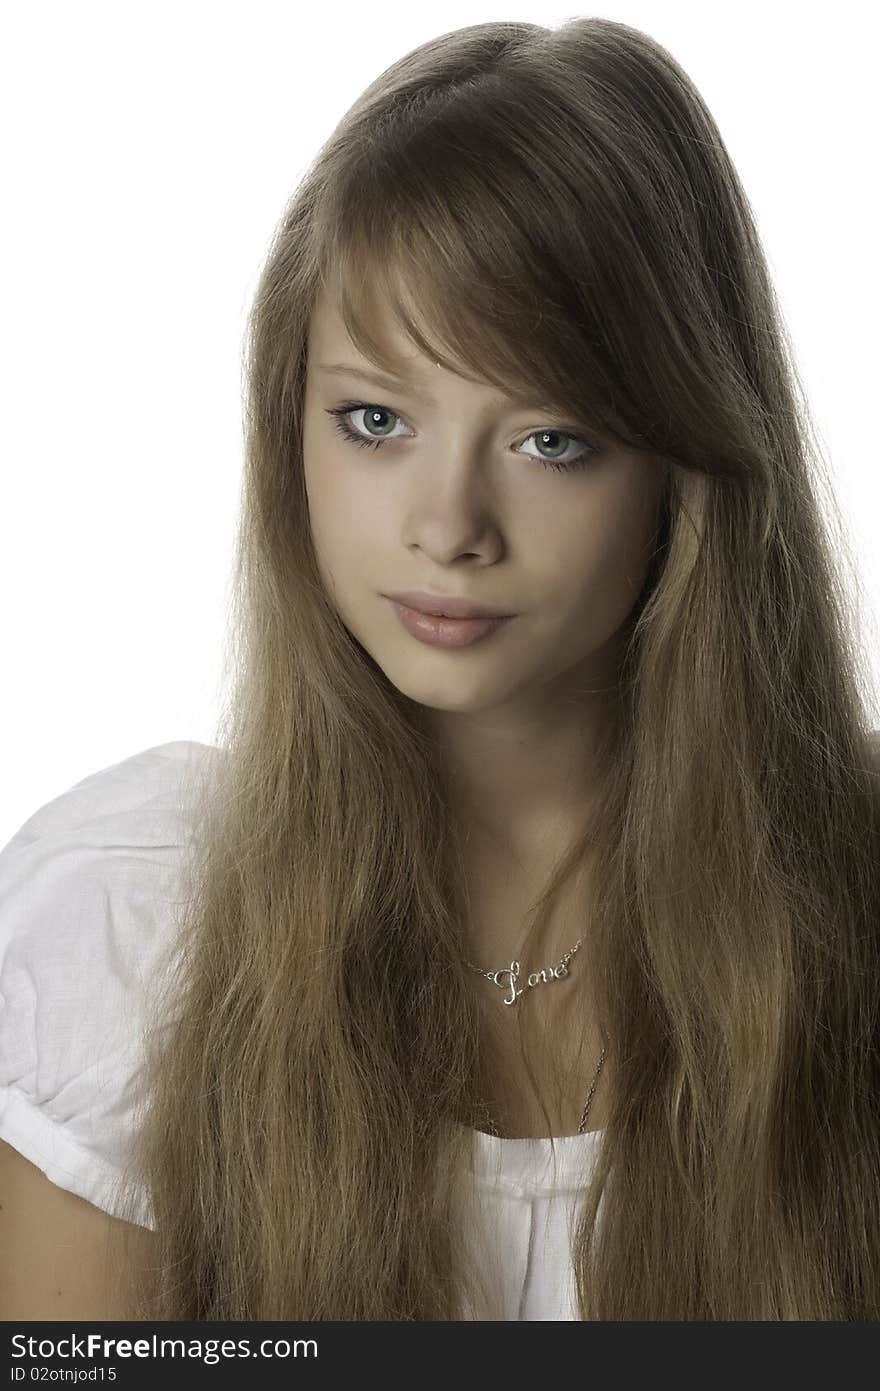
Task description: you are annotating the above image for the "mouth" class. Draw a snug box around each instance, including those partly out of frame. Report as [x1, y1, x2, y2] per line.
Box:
[385, 598, 514, 649]
[382, 590, 513, 619]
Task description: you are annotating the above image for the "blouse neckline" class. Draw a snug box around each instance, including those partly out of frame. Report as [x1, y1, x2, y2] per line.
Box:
[464, 1125, 604, 1197]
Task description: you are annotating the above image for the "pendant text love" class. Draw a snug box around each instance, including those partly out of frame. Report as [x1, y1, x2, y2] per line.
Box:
[491, 957, 572, 1006]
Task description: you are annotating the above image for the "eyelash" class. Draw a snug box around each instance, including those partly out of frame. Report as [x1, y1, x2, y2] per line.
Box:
[323, 402, 599, 473]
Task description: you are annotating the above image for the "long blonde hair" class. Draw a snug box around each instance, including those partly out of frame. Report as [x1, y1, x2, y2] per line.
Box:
[112, 17, 880, 1318]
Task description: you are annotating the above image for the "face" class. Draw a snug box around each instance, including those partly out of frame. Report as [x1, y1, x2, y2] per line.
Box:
[302, 286, 666, 723]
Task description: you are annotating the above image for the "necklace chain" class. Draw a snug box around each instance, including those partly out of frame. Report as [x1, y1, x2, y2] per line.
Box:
[464, 935, 606, 1134]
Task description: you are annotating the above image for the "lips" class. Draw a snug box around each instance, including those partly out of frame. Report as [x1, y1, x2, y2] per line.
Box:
[388, 599, 513, 648]
[383, 591, 511, 619]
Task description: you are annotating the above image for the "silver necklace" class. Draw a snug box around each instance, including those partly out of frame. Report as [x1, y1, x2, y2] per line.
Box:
[465, 935, 585, 1006]
[465, 934, 607, 1134]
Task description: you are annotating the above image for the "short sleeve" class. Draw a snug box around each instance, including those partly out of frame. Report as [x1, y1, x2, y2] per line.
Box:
[0, 740, 216, 1230]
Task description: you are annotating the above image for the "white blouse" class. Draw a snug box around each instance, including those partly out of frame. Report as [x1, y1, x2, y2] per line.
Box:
[0, 741, 602, 1320]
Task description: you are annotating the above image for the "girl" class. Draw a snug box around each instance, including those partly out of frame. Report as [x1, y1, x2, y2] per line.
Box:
[1, 16, 878, 1321]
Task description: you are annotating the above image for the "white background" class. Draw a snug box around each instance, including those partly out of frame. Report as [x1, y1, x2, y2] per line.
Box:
[2, 1, 877, 843]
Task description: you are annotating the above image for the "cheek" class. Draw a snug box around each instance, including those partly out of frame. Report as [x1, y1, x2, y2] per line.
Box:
[303, 449, 345, 595]
[551, 483, 661, 623]
[305, 442, 384, 533]
[304, 466, 380, 607]
[304, 440, 354, 544]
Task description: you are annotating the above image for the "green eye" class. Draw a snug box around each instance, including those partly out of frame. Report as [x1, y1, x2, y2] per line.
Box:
[324, 403, 598, 472]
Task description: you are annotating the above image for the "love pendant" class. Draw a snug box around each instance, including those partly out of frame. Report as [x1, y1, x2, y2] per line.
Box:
[491, 956, 572, 1006]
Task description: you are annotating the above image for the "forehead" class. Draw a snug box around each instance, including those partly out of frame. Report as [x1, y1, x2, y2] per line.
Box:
[312, 285, 517, 408]
[307, 285, 571, 416]
[308, 282, 447, 378]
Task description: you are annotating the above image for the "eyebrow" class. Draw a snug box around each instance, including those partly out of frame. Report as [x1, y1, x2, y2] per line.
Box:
[315, 361, 565, 414]
[316, 363, 440, 407]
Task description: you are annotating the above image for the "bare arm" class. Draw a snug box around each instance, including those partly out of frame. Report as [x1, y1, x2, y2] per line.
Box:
[0, 1138, 157, 1321]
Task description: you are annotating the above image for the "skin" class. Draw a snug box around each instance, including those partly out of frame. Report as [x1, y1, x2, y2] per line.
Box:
[302, 285, 666, 954]
[303, 284, 667, 1133]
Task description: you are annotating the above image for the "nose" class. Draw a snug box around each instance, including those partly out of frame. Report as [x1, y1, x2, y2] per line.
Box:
[401, 437, 502, 564]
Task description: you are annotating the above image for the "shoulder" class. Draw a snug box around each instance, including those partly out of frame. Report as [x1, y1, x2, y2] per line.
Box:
[0, 739, 217, 1001]
[2, 739, 218, 852]
[0, 739, 218, 1227]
